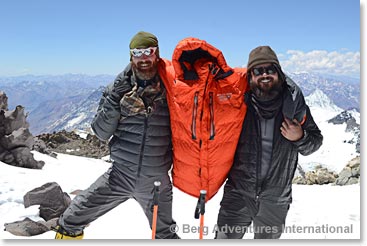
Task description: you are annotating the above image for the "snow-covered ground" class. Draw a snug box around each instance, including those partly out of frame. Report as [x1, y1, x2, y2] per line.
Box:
[0, 151, 360, 241]
[298, 106, 357, 173]
[297, 90, 360, 173]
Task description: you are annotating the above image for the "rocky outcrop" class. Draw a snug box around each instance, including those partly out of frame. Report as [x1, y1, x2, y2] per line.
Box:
[335, 156, 360, 185]
[4, 182, 70, 237]
[36, 130, 109, 159]
[23, 182, 71, 221]
[0, 91, 44, 169]
[0, 91, 8, 110]
[32, 136, 57, 158]
[328, 110, 358, 129]
[293, 165, 338, 185]
[1, 91, 108, 162]
[293, 156, 360, 186]
[328, 110, 360, 153]
[4, 217, 54, 236]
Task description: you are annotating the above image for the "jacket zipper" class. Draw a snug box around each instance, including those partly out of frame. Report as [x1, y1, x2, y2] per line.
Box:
[191, 91, 199, 140]
[197, 70, 211, 187]
[137, 116, 148, 177]
[255, 117, 262, 201]
[260, 118, 276, 192]
[209, 92, 215, 140]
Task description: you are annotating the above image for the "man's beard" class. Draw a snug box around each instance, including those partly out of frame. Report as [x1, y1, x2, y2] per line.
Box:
[250, 76, 283, 101]
[132, 59, 158, 81]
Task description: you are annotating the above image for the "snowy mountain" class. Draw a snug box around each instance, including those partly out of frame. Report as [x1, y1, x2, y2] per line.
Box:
[0, 74, 114, 134]
[29, 87, 104, 134]
[288, 72, 360, 111]
[0, 74, 114, 112]
[27, 92, 92, 134]
[298, 90, 360, 173]
[327, 110, 360, 154]
[305, 88, 342, 112]
[328, 109, 360, 126]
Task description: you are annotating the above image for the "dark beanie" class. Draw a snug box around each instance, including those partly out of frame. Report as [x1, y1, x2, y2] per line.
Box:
[129, 31, 159, 59]
[247, 46, 280, 71]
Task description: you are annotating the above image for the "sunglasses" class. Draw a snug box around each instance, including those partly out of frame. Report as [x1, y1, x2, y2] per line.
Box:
[252, 65, 277, 76]
[130, 47, 157, 58]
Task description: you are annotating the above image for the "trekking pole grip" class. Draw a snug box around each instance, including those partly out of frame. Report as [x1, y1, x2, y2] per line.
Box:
[199, 190, 207, 215]
[194, 190, 207, 219]
[153, 181, 161, 205]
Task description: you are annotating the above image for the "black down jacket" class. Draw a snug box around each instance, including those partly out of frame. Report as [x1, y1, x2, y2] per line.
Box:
[227, 77, 323, 204]
[91, 64, 172, 177]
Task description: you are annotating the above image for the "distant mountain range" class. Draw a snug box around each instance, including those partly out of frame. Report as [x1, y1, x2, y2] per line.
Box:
[288, 72, 360, 110]
[0, 72, 360, 136]
[0, 74, 115, 112]
[27, 86, 105, 134]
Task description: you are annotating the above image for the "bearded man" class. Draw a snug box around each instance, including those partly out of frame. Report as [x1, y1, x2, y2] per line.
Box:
[215, 46, 323, 239]
[54, 31, 179, 239]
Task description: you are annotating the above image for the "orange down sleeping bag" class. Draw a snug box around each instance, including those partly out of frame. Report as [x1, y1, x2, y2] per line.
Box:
[160, 37, 248, 201]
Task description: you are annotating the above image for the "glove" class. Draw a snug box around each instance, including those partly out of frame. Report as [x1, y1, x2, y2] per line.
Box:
[109, 75, 132, 103]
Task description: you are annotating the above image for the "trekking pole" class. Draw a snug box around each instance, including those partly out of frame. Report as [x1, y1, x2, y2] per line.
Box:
[151, 181, 161, 240]
[194, 190, 207, 239]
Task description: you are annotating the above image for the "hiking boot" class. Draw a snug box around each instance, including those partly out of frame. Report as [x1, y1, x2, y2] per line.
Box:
[53, 225, 84, 239]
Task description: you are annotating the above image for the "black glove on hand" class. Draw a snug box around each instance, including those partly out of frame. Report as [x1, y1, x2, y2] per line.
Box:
[109, 75, 132, 103]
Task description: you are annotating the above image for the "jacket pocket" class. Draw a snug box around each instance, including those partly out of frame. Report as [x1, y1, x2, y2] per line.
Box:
[191, 91, 199, 140]
[209, 92, 215, 140]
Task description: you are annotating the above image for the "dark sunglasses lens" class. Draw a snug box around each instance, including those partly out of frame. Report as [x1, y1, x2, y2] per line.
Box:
[253, 67, 262, 76]
[267, 66, 276, 74]
[253, 65, 277, 76]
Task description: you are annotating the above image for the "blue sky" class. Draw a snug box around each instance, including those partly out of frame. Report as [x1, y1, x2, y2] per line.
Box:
[0, 0, 361, 78]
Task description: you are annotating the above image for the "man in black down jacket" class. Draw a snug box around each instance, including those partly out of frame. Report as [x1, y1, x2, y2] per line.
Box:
[215, 46, 323, 239]
[55, 31, 179, 239]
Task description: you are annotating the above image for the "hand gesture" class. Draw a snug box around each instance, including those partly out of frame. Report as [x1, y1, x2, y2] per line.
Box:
[110, 77, 132, 103]
[280, 118, 304, 141]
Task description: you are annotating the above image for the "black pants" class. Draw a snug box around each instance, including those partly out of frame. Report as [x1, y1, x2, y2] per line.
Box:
[58, 165, 179, 239]
[216, 184, 289, 239]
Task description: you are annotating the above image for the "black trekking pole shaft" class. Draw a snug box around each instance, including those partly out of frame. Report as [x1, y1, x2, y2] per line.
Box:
[198, 190, 207, 239]
[152, 181, 161, 239]
[153, 181, 161, 205]
[199, 190, 206, 215]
